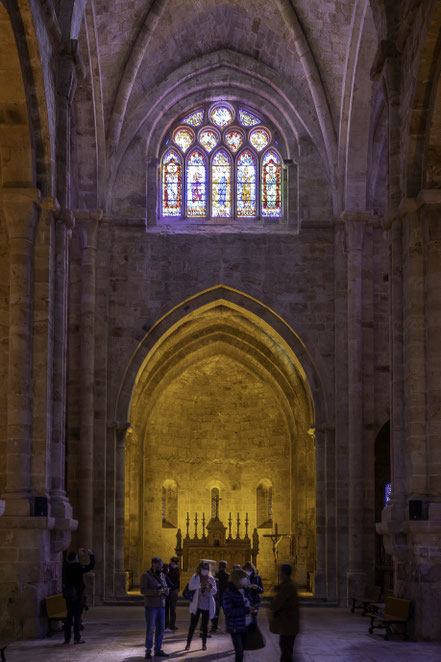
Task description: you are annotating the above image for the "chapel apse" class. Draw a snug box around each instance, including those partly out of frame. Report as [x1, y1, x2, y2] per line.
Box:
[124, 297, 317, 588]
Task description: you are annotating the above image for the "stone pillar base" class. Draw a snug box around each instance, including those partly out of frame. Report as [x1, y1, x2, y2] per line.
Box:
[346, 571, 367, 606]
[115, 571, 129, 597]
[313, 571, 326, 598]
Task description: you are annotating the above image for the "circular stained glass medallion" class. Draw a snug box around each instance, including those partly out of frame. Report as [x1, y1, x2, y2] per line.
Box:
[249, 128, 270, 152]
[209, 104, 234, 128]
[173, 128, 194, 153]
[224, 129, 244, 153]
[199, 128, 219, 153]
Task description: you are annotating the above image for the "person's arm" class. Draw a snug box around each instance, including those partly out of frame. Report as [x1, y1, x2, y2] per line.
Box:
[166, 575, 175, 590]
[253, 575, 264, 594]
[188, 574, 200, 590]
[81, 553, 95, 573]
[223, 592, 250, 618]
[209, 576, 217, 596]
[141, 573, 162, 597]
[270, 584, 288, 613]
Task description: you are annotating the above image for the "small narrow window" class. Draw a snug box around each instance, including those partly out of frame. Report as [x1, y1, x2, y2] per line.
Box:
[257, 479, 273, 528]
[162, 149, 182, 217]
[237, 149, 257, 217]
[162, 479, 178, 528]
[186, 149, 207, 217]
[211, 149, 232, 218]
[261, 149, 282, 218]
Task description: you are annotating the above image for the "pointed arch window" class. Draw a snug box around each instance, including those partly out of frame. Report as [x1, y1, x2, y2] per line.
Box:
[162, 479, 178, 528]
[159, 102, 286, 222]
[162, 149, 182, 217]
[212, 149, 232, 217]
[257, 479, 273, 528]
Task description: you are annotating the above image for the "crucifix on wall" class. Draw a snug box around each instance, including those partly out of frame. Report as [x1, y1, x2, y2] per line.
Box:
[211, 490, 222, 519]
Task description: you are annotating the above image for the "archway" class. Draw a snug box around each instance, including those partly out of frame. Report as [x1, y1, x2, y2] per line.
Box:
[120, 287, 324, 590]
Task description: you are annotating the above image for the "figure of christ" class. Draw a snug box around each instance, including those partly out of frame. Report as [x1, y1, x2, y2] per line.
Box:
[217, 174, 228, 209]
[165, 161, 179, 209]
[265, 162, 278, 209]
[191, 171, 203, 204]
[241, 168, 252, 211]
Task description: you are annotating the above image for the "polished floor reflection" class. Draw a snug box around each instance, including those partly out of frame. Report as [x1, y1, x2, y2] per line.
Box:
[6, 604, 441, 661]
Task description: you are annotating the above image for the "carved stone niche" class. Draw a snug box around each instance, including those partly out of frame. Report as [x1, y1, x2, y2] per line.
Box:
[206, 518, 227, 547]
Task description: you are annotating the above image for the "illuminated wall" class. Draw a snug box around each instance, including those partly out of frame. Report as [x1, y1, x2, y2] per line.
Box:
[125, 298, 316, 585]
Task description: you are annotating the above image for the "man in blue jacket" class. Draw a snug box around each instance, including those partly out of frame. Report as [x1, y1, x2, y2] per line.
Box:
[140, 557, 170, 659]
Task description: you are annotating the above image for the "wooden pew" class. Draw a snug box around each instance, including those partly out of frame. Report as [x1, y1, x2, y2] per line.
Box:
[351, 585, 382, 615]
[368, 596, 411, 640]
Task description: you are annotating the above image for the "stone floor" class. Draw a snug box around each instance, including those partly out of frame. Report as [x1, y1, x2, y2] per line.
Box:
[6, 605, 441, 661]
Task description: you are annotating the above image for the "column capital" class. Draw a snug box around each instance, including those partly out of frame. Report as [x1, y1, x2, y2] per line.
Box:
[55, 207, 75, 231]
[344, 218, 366, 252]
[0, 187, 42, 241]
[75, 209, 103, 250]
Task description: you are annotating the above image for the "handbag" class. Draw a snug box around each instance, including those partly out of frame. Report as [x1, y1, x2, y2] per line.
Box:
[244, 622, 266, 650]
[182, 583, 195, 601]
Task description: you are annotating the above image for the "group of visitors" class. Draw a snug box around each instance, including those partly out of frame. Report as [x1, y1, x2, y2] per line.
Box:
[141, 556, 299, 661]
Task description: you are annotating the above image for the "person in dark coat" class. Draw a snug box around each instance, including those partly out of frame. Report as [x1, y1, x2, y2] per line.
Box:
[269, 563, 300, 662]
[222, 569, 256, 662]
[140, 557, 170, 659]
[166, 557, 180, 630]
[210, 559, 229, 632]
[62, 548, 95, 644]
[242, 561, 263, 624]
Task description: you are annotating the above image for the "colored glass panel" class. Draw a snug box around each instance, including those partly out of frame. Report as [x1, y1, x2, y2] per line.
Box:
[261, 150, 282, 217]
[236, 150, 257, 217]
[211, 150, 232, 217]
[182, 110, 204, 127]
[238, 109, 261, 126]
[186, 149, 207, 217]
[199, 129, 218, 153]
[385, 483, 392, 507]
[250, 128, 270, 152]
[224, 130, 243, 153]
[210, 105, 233, 128]
[173, 128, 193, 153]
[162, 150, 182, 217]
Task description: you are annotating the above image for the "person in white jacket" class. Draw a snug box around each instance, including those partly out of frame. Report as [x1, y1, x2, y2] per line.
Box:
[185, 561, 217, 651]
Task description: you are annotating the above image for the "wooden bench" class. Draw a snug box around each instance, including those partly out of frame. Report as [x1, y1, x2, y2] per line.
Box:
[368, 596, 411, 640]
[351, 585, 382, 615]
[0, 640, 14, 662]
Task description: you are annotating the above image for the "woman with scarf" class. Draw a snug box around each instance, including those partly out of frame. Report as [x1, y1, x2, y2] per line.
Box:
[185, 561, 217, 651]
[222, 569, 256, 662]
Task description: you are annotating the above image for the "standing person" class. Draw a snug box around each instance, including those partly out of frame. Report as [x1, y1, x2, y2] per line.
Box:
[162, 564, 175, 633]
[269, 563, 300, 662]
[140, 557, 170, 659]
[242, 561, 263, 624]
[62, 548, 95, 645]
[166, 557, 180, 631]
[222, 569, 256, 662]
[210, 560, 229, 633]
[185, 561, 217, 651]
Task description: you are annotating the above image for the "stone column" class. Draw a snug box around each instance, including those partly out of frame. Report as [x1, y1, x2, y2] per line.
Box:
[344, 213, 367, 599]
[146, 158, 159, 228]
[312, 426, 326, 598]
[0, 188, 41, 515]
[76, 210, 102, 547]
[114, 422, 131, 597]
[50, 209, 75, 518]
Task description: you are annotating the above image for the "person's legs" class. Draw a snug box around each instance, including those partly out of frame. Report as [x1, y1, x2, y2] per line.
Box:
[169, 590, 178, 629]
[186, 610, 200, 645]
[200, 609, 210, 646]
[211, 598, 220, 631]
[73, 599, 83, 641]
[154, 607, 166, 653]
[145, 607, 155, 653]
[64, 602, 74, 643]
[280, 634, 296, 662]
[230, 632, 246, 662]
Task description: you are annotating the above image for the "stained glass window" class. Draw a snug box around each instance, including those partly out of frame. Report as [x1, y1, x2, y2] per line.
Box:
[224, 130, 243, 153]
[250, 128, 270, 152]
[261, 150, 282, 217]
[161, 102, 287, 221]
[237, 150, 257, 217]
[173, 128, 194, 153]
[211, 150, 232, 217]
[385, 483, 392, 507]
[210, 105, 233, 128]
[238, 109, 261, 126]
[199, 129, 218, 153]
[162, 149, 182, 217]
[182, 110, 204, 127]
[186, 149, 207, 217]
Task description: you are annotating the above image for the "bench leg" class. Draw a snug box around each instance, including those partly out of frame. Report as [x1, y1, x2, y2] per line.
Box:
[368, 616, 376, 634]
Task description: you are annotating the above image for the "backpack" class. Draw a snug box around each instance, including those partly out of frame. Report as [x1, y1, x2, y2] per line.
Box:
[182, 583, 195, 601]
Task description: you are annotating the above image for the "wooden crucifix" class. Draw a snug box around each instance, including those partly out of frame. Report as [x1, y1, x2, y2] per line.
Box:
[263, 522, 296, 583]
[212, 493, 222, 519]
